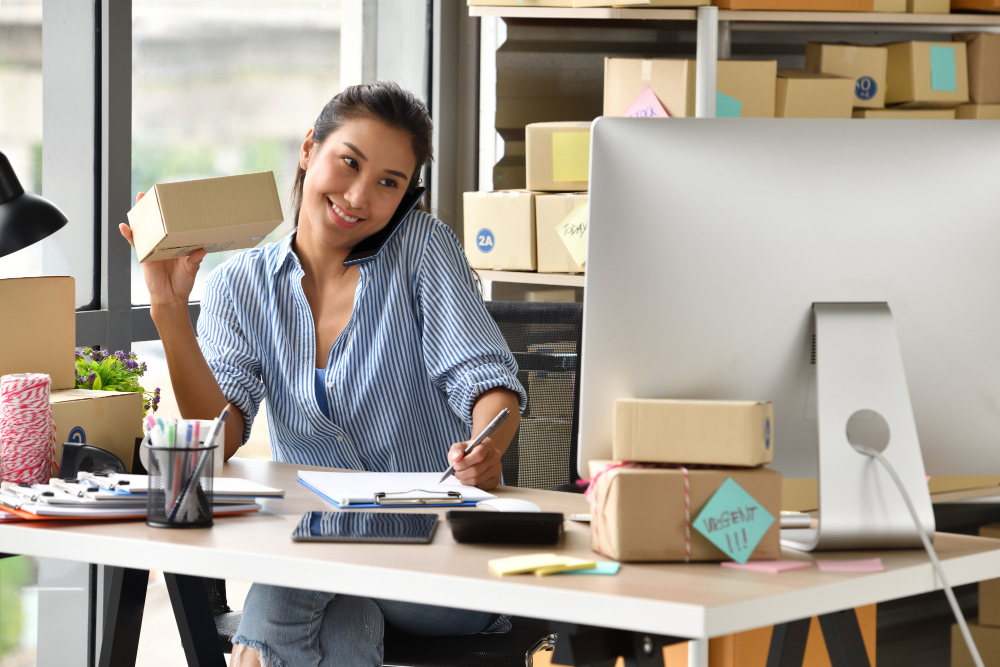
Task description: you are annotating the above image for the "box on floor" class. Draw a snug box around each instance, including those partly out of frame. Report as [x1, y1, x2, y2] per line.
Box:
[535, 193, 587, 274]
[885, 41, 969, 107]
[853, 108, 956, 118]
[956, 103, 1000, 118]
[978, 524, 1000, 627]
[805, 43, 888, 108]
[604, 57, 777, 118]
[954, 33, 1000, 103]
[712, 0, 873, 8]
[588, 461, 782, 562]
[952, 622, 1000, 667]
[776, 70, 855, 118]
[463, 191, 536, 271]
[908, 0, 949, 10]
[525, 122, 591, 192]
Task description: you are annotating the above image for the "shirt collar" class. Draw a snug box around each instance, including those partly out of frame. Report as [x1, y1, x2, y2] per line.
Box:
[272, 232, 298, 276]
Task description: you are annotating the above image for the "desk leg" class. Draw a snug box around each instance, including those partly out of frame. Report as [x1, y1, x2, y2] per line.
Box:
[687, 638, 708, 667]
[765, 619, 810, 667]
[98, 567, 149, 667]
[163, 573, 227, 667]
[817, 609, 871, 667]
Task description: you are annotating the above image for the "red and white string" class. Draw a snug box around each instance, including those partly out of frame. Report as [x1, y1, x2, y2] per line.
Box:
[0, 374, 57, 483]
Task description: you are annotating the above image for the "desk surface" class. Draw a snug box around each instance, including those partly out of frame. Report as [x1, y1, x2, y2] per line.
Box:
[3, 458, 1000, 640]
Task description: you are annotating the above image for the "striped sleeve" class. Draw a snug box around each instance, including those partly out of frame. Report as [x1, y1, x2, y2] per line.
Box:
[415, 224, 528, 426]
[196, 263, 266, 445]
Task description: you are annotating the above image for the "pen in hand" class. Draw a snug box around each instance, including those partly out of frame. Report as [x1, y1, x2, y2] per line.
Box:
[439, 408, 510, 483]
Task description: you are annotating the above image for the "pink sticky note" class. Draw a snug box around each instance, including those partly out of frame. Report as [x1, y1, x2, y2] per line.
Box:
[721, 560, 813, 574]
[621, 85, 670, 119]
[816, 558, 885, 573]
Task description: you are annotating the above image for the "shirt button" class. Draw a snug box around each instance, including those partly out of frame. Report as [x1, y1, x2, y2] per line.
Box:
[337, 435, 346, 443]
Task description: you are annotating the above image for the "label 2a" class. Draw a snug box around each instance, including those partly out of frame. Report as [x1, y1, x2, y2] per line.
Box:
[477, 228, 495, 254]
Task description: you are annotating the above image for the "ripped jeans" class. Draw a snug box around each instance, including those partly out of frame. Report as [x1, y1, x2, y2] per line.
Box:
[231, 583, 511, 667]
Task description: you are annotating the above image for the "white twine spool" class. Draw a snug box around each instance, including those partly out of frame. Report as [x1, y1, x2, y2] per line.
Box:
[0, 373, 57, 483]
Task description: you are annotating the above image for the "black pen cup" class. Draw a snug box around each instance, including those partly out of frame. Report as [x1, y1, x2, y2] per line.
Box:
[144, 441, 216, 528]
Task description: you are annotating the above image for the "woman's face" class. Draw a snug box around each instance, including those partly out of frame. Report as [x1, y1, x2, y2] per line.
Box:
[298, 116, 418, 251]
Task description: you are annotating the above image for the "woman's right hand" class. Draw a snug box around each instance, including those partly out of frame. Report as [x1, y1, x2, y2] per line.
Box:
[119, 191, 208, 309]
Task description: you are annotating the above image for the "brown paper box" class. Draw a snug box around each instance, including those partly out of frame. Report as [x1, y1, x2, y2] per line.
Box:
[588, 461, 781, 562]
[128, 171, 284, 263]
[908, 0, 949, 10]
[805, 43, 888, 108]
[468, 0, 573, 5]
[572, 0, 708, 6]
[952, 0, 1000, 10]
[952, 622, 1000, 667]
[51, 389, 144, 472]
[874, 0, 907, 10]
[956, 103, 1000, 118]
[614, 399, 774, 467]
[979, 524, 1000, 627]
[463, 191, 536, 271]
[776, 70, 855, 118]
[885, 41, 969, 107]
[0, 277, 75, 390]
[603, 58, 777, 118]
[535, 193, 586, 274]
[954, 33, 1000, 103]
[853, 108, 956, 118]
[713, 0, 873, 8]
[525, 122, 591, 192]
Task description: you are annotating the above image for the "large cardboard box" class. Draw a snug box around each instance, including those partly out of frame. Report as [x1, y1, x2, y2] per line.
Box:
[128, 171, 284, 263]
[525, 122, 591, 192]
[775, 70, 855, 118]
[885, 41, 969, 107]
[588, 461, 782, 562]
[463, 191, 536, 271]
[909, 0, 949, 10]
[603, 58, 777, 118]
[51, 390, 144, 472]
[535, 193, 587, 274]
[613, 399, 774, 467]
[713, 0, 873, 8]
[0, 277, 75, 390]
[979, 524, 1000, 627]
[952, 0, 1000, 10]
[853, 107, 956, 118]
[957, 103, 1000, 118]
[954, 33, 1000, 103]
[805, 44, 888, 109]
[952, 622, 1000, 667]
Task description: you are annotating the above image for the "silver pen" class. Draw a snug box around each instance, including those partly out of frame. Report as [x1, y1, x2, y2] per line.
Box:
[438, 408, 510, 483]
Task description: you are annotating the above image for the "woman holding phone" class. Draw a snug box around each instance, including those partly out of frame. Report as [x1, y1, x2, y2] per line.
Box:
[121, 81, 525, 667]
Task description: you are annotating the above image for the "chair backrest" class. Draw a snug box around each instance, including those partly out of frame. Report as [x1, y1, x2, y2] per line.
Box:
[484, 301, 583, 489]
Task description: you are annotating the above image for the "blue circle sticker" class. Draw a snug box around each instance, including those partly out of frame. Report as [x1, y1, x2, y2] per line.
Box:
[476, 228, 495, 254]
[764, 418, 771, 450]
[855, 76, 877, 101]
[68, 426, 86, 444]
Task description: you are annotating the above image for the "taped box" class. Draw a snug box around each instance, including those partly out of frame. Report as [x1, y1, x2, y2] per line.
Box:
[588, 461, 782, 562]
[613, 398, 774, 467]
[525, 122, 591, 192]
[954, 33, 1000, 103]
[805, 43, 889, 109]
[463, 191, 536, 271]
[535, 193, 587, 274]
[51, 390, 144, 472]
[128, 171, 284, 263]
[775, 70, 855, 118]
[885, 41, 969, 107]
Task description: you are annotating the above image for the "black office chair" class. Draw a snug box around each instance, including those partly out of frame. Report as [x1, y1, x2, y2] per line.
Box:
[208, 300, 585, 665]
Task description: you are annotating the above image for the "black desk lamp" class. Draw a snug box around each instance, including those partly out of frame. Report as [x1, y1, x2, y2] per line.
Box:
[0, 151, 68, 258]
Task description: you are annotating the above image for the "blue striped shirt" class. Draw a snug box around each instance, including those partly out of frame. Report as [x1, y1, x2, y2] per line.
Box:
[196, 210, 527, 471]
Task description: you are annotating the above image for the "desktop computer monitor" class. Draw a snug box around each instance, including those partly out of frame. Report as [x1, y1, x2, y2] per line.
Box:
[579, 118, 1000, 550]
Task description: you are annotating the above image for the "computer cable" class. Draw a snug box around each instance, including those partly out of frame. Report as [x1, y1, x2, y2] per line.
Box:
[853, 444, 985, 667]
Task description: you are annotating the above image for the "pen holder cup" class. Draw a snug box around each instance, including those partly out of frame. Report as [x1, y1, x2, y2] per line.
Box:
[144, 442, 216, 528]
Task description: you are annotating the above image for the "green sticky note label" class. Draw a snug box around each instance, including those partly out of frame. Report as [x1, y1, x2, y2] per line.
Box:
[716, 91, 743, 118]
[693, 478, 775, 564]
[930, 45, 957, 93]
[552, 132, 591, 183]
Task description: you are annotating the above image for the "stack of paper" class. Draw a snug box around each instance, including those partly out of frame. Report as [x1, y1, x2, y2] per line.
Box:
[488, 553, 597, 577]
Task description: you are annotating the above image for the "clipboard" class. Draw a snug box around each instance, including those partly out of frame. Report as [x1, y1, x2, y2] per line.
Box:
[296, 471, 495, 509]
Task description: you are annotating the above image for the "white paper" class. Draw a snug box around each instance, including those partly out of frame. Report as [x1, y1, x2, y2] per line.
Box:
[297, 471, 496, 506]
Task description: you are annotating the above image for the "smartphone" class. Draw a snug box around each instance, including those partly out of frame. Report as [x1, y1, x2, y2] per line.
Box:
[291, 511, 438, 543]
[342, 186, 426, 267]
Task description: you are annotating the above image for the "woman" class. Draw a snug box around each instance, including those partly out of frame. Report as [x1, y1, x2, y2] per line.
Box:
[121, 81, 525, 667]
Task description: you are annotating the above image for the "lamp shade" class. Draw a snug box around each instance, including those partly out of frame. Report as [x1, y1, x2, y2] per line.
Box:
[0, 151, 68, 259]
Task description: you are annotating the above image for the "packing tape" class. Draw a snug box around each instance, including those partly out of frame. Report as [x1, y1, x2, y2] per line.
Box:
[842, 46, 858, 64]
[642, 60, 652, 82]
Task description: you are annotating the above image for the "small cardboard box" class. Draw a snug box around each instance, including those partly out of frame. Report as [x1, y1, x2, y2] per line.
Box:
[874, 0, 907, 10]
[909, 0, 949, 9]
[978, 523, 1000, 627]
[954, 33, 1000, 103]
[713, 0, 873, 8]
[128, 172, 284, 263]
[463, 191, 536, 271]
[51, 389, 144, 472]
[535, 193, 587, 274]
[952, 622, 1000, 667]
[588, 461, 782, 562]
[952, 0, 1000, 10]
[613, 399, 774, 467]
[775, 70, 855, 118]
[853, 107, 956, 118]
[0, 277, 75, 390]
[603, 58, 777, 118]
[885, 41, 969, 107]
[805, 43, 888, 108]
[957, 103, 1000, 118]
[525, 122, 591, 192]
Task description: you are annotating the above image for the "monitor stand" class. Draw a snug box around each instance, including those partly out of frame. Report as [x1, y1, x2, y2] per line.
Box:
[781, 303, 935, 552]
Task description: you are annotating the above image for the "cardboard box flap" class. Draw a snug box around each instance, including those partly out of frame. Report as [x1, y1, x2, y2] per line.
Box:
[0, 277, 75, 390]
[127, 190, 168, 266]
[50, 388, 136, 404]
[157, 172, 283, 233]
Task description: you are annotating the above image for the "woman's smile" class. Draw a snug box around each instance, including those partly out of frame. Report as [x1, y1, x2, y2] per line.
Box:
[327, 197, 365, 229]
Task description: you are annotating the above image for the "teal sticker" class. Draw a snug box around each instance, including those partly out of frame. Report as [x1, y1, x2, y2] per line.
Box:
[693, 478, 775, 564]
[930, 46, 957, 93]
[716, 92, 743, 118]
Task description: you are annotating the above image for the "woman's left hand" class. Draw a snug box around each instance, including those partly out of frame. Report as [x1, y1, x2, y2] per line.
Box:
[447, 437, 502, 490]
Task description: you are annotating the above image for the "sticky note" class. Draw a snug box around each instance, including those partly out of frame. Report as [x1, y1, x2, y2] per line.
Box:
[693, 477, 775, 564]
[816, 558, 885, 573]
[555, 199, 588, 268]
[552, 132, 590, 183]
[488, 553, 595, 576]
[716, 92, 743, 118]
[558, 562, 621, 576]
[930, 45, 957, 93]
[721, 560, 812, 574]
[622, 85, 670, 119]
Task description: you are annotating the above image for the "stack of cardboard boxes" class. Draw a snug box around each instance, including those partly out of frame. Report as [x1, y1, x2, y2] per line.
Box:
[952, 523, 1000, 666]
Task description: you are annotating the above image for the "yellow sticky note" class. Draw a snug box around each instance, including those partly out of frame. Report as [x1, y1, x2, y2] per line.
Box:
[555, 199, 588, 268]
[552, 132, 590, 183]
[488, 553, 596, 576]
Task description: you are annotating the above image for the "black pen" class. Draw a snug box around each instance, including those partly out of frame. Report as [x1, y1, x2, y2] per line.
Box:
[439, 408, 510, 483]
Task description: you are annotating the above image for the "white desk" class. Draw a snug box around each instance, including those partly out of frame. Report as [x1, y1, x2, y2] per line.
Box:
[5, 458, 1000, 665]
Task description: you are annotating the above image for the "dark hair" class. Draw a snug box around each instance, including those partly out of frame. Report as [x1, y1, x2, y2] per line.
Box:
[291, 81, 433, 226]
